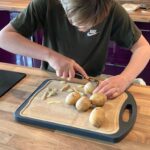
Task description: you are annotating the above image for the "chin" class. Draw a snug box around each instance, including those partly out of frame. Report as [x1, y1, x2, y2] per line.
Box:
[78, 28, 89, 32]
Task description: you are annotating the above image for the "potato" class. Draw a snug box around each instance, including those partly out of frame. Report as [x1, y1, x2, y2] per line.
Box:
[65, 92, 81, 105]
[90, 93, 107, 107]
[89, 107, 105, 128]
[75, 96, 92, 112]
[84, 82, 96, 95]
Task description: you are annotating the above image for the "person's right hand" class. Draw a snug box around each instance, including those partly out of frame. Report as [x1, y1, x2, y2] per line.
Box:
[47, 51, 88, 80]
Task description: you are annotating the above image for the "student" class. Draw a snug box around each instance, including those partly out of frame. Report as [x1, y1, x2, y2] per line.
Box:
[0, 0, 150, 99]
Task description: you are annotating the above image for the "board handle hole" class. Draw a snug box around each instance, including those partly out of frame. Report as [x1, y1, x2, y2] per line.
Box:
[122, 104, 132, 122]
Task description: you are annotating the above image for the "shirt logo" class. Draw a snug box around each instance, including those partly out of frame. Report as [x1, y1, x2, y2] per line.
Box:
[87, 29, 98, 37]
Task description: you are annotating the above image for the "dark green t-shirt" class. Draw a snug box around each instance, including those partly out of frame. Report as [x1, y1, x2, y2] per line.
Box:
[11, 0, 141, 76]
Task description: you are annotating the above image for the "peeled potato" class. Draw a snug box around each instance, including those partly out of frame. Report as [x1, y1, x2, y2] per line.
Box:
[90, 93, 107, 107]
[65, 92, 81, 105]
[84, 82, 96, 95]
[89, 107, 105, 128]
[75, 96, 92, 112]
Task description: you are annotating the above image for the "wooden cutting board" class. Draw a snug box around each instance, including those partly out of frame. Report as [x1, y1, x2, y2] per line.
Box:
[14, 79, 137, 143]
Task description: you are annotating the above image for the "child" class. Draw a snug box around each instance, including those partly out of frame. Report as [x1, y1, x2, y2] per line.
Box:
[0, 0, 150, 98]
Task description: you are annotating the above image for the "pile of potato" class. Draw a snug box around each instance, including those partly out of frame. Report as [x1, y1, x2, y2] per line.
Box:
[65, 81, 107, 128]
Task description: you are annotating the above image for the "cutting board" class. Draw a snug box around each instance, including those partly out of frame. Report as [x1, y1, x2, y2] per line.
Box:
[0, 69, 26, 97]
[14, 79, 137, 143]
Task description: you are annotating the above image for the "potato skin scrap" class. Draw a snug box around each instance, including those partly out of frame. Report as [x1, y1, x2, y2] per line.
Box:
[66, 88, 74, 93]
[47, 100, 61, 104]
[78, 85, 84, 88]
[47, 88, 57, 97]
[41, 92, 48, 100]
[60, 81, 66, 84]
[60, 84, 70, 91]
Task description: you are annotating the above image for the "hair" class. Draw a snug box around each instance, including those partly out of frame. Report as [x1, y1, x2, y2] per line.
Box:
[59, 0, 112, 28]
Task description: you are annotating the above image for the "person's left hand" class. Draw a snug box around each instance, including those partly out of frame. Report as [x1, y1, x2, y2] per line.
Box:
[93, 75, 131, 99]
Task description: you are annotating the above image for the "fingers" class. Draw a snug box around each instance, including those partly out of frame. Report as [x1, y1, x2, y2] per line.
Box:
[93, 79, 109, 93]
[68, 68, 75, 80]
[55, 58, 88, 80]
[109, 92, 119, 99]
[56, 70, 63, 77]
[56, 69, 69, 78]
[55, 65, 77, 80]
[93, 78, 123, 99]
[62, 71, 69, 79]
[74, 64, 89, 79]
[105, 88, 119, 99]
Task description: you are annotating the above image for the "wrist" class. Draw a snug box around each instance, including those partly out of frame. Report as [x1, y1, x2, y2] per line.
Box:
[44, 48, 56, 62]
[119, 73, 134, 85]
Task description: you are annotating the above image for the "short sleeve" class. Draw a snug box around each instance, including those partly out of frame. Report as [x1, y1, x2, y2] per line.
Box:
[110, 2, 141, 49]
[10, 0, 47, 38]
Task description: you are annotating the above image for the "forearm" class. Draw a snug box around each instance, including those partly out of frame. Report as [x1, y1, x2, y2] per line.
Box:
[0, 27, 54, 62]
[0, 25, 88, 79]
[120, 44, 150, 83]
[94, 41, 150, 98]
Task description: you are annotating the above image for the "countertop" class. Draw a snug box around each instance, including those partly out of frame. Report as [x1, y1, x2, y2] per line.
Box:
[0, 62, 150, 150]
[0, 0, 150, 22]
[129, 9, 150, 23]
[0, 0, 30, 12]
